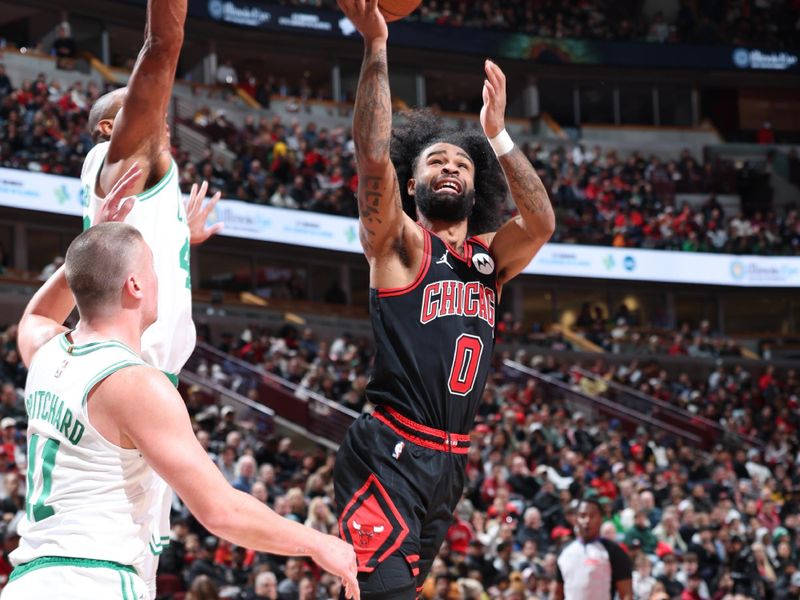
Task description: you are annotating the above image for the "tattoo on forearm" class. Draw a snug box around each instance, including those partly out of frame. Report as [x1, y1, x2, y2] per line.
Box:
[353, 46, 392, 161]
[498, 147, 553, 217]
[360, 176, 384, 224]
[358, 171, 399, 253]
[353, 43, 403, 254]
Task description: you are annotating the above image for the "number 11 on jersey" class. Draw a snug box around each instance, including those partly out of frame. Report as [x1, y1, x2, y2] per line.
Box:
[25, 433, 60, 522]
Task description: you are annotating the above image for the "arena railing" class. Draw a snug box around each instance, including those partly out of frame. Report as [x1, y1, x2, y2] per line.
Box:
[179, 370, 343, 450]
[183, 342, 359, 445]
[179, 369, 277, 438]
[569, 366, 764, 450]
[502, 359, 709, 450]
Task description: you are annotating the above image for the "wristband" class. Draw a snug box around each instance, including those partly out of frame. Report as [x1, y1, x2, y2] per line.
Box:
[488, 129, 514, 157]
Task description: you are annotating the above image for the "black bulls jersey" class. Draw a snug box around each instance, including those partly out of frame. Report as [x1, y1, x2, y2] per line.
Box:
[367, 227, 498, 435]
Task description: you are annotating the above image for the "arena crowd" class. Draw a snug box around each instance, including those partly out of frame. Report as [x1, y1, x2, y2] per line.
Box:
[0, 70, 797, 257]
[275, 0, 800, 48]
[140, 320, 798, 600]
[0, 302, 796, 600]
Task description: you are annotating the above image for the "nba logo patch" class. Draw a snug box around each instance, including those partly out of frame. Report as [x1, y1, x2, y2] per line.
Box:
[54, 359, 69, 378]
[472, 253, 495, 275]
[392, 441, 405, 460]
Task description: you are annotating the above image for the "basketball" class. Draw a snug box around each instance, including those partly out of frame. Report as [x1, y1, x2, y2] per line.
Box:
[378, 0, 422, 22]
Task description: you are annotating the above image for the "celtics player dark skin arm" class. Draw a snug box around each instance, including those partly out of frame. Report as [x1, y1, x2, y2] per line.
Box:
[93, 0, 186, 198]
[339, 0, 553, 289]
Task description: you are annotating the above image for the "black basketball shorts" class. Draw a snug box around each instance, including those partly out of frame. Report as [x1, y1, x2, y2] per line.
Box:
[334, 407, 469, 599]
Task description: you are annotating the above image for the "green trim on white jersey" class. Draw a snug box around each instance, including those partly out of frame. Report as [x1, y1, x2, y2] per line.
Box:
[136, 161, 175, 202]
[58, 332, 138, 358]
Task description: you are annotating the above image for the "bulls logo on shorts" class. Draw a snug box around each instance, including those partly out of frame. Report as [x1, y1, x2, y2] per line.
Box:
[339, 474, 409, 572]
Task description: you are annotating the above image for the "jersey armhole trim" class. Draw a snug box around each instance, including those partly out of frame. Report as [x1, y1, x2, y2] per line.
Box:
[136, 160, 176, 202]
[427, 227, 472, 265]
[59, 332, 139, 358]
[92, 146, 175, 204]
[81, 360, 147, 454]
[376, 227, 432, 298]
[469, 235, 491, 252]
[82, 360, 145, 408]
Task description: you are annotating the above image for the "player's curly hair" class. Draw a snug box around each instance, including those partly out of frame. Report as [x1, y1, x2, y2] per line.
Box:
[390, 109, 508, 236]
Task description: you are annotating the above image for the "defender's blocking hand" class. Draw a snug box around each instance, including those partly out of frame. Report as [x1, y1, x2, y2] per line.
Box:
[185, 180, 224, 245]
[94, 162, 142, 225]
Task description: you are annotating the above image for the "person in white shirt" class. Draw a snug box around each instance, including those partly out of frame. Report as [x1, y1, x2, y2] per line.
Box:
[554, 500, 633, 600]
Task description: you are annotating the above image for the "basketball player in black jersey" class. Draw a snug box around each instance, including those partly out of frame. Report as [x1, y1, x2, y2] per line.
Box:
[334, 1, 555, 598]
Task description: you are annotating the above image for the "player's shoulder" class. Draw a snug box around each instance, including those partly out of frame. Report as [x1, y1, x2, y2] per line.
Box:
[93, 363, 170, 396]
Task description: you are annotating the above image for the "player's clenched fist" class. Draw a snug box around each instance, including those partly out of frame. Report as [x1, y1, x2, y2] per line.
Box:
[311, 535, 360, 600]
[337, 0, 388, 42]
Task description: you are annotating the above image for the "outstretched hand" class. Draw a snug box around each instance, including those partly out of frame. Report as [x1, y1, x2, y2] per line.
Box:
[337, 0, 388, 43]
[480, 59, 507, 139]
[94, 162, 142, 225]
[185, 180, 224, 245]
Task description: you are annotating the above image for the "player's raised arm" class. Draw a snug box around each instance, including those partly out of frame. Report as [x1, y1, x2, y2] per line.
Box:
[338, 0, 410, 259]
[479, 60, 555, 286]
[104, 0, 187, 172]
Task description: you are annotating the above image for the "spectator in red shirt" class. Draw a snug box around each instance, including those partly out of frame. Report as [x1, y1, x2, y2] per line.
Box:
[446, 514, 474, 555]
[757, 122, 775, 145]
[591, 466, 619, 500]
[0, 418, 18, 472]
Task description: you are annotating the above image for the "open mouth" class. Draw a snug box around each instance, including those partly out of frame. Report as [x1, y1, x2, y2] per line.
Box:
[433, 178, 463, 195]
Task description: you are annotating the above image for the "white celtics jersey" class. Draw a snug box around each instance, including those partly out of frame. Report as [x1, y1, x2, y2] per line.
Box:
[82, 142, 190, 597]
[81, 142, 196, 377]
[12, 333, 166, 579]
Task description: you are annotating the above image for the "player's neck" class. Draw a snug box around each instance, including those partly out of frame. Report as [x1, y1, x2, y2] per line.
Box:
[419, 217, 469, 256]
[70, 316, 143, 355]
